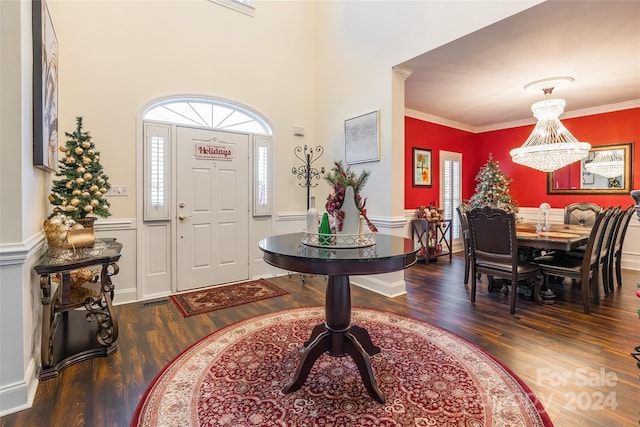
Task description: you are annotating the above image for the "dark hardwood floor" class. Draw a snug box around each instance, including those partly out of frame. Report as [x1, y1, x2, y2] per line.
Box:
[2, 253, 639, 426]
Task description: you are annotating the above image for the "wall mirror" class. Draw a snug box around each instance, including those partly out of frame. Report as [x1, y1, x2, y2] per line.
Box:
[547, 142, 633, 194]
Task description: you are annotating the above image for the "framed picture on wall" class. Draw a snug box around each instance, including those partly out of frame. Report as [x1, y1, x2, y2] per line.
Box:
[412, 147, 432, 187]
[32, 0, 59, 172]
[345, 110, 379, 164]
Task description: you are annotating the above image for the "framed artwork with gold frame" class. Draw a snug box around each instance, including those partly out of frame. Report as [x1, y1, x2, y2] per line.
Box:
[33, 0, 58, 172]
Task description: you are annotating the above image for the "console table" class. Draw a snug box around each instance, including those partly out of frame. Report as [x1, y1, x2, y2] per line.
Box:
[34, 238, 122, 379]
[411, 219, 452, 262]
[258, 232, 418, 403]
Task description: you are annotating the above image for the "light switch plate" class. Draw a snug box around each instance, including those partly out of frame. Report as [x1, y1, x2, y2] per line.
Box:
[107, 185, 128, 196]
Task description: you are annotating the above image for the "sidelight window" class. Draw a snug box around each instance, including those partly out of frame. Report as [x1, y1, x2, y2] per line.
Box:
[143, 97, 273, 220]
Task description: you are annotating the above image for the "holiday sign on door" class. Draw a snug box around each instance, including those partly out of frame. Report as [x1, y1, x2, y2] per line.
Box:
[194, 140, 234, 160]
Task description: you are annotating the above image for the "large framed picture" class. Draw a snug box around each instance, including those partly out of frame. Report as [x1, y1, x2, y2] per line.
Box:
[32, 0, 58, 172]
[344, 110, 379, 164]
[412, 147, 432, 187]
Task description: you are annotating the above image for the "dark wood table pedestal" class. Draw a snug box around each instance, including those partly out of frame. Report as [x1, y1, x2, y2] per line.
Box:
[283, 275, 385, 403]
[259, 233, 418, 404]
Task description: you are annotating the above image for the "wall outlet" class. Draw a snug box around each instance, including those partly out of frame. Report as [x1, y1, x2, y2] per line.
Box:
[107, 185, 128, 196]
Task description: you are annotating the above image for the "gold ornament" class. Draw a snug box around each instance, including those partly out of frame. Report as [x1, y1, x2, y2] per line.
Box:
[83, 205, 93, 213]
[75, 177, 85, 185]
[65, 182, 73, 189]
[90, 199, 99, 207]
[65, 157, 75, 164]
[99, 187, 107, 194]
[70, 198, 80, 206]
[90, 185, 99, 192]
[94, 155, 100, 161]
[83, 173, 93, 180]
[48, 195, 55, 202]
[98, 178, 105, 184]
[82, 142, 91, 148]
[72, 189, 82, 195]
[94, 191, 102, 197]
[74, 147, 84, 155]
[82, 191, 91, 197]
[59, 146, 67, 152]
[77, 166, 86, 174]
[83, 156, 91, 164]
[57, 268, 100, 289]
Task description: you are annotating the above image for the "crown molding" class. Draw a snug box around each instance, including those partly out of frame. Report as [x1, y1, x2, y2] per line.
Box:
[407, 99, 640, 134]
[393, 66, 413, 81]
[404, 109, 477, 133]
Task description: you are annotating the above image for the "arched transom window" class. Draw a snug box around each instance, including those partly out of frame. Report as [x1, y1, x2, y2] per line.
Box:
[142, 97, 273, 221]
[144, 98, 272, 135]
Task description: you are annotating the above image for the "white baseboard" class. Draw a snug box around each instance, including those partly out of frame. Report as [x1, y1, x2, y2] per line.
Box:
[351, 273, 407, 298]
[0, 362, 37, 417]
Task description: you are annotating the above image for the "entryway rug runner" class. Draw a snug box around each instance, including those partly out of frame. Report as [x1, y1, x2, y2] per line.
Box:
[169, 279, 288, 317]
[132, 307, 553, 426]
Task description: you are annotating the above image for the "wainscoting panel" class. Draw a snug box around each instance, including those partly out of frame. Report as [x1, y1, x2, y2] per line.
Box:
[250, 216, 273, 279]
[95, 219, 137, 304]
[141, 221, 172, 300]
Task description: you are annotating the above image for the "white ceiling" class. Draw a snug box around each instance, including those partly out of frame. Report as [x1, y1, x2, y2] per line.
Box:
[400, 0, 640, 133]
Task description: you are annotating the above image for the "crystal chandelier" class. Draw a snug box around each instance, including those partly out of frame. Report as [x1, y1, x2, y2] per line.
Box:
[510, 78, 591, 173]
[584, 149, 625, 178]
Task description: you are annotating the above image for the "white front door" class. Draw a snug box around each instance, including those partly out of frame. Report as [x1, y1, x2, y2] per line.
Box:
[176, 127, 249, 291]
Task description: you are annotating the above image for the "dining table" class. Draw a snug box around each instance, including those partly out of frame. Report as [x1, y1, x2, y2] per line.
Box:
[515, 222, 592, 304]
[516, 222, 592, 252]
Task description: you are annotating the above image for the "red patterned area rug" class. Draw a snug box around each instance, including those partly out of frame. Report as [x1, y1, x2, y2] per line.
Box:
[169, 279, 288, 317]
[132, 308, 553, 426]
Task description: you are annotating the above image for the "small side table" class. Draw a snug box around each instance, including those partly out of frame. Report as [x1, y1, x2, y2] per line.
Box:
[34, 238, 122, 379]
[411, 219, 452, 262]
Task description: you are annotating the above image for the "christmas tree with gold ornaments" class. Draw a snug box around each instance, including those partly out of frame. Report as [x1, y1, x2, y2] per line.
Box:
[48, 117, 111, 220]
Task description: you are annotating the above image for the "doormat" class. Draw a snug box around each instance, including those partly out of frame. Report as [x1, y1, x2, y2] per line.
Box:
[169, 279, 288, 317]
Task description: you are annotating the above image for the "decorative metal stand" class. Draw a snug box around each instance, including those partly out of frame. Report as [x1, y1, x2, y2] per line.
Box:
[292, 145, 325, 210]
[290, 145, 325, 284]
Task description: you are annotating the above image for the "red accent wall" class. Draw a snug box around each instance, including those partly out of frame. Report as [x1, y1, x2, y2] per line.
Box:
[405, 108, 639, 210]
[404, 118, 476, 208]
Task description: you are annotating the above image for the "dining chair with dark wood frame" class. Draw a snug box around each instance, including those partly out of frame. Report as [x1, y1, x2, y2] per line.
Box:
[606, 205, 635, 292]
[597, 206, 622, 295]
[534, 208, 609, 314]
[466, 206, 539, 315]
[456, 205, 471, 285]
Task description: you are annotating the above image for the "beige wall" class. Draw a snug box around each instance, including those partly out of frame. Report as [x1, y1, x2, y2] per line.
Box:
[52, 0, 541, 221]
[54, 0, 317, 217]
